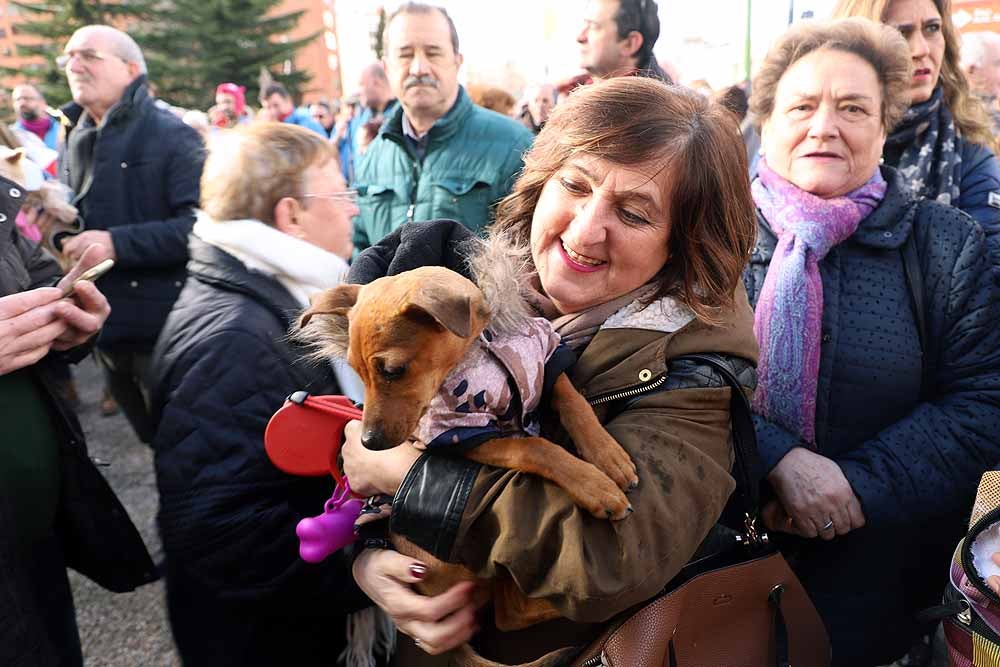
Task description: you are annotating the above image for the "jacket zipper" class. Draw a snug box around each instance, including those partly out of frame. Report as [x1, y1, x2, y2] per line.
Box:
[961, 505, 1000, 608]
[587, 374, 667, 406]
[581, 653, 607, 667]
[942, 574, 1000, 644]
[383, 131, 421, 223]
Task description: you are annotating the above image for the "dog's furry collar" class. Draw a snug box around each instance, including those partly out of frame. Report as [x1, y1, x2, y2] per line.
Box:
[464, 232, 536, 337]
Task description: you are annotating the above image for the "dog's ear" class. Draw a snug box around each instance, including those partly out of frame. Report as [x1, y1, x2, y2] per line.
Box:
[294, 284, 360, 360]
[0, 146, 25, 164]
[299, 284, 360, 328]
[404, 290, 482, 339]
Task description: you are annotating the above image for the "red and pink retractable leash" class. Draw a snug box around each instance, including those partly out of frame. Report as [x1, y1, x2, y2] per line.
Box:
[264, 391, 365, 563]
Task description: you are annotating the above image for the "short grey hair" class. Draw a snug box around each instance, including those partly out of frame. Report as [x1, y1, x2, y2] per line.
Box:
[75, 25, 147, 74]
[961, 31, 1000, 71]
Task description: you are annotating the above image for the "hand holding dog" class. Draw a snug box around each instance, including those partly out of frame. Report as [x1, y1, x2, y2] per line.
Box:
[353, 549, 479, 655]
[765, 447, 865, 539]
[342, 419, 423, 497]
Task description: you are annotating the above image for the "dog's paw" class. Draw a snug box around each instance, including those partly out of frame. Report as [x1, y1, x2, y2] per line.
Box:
[577, 435, 639, 493]
[570, 466, 633, 521]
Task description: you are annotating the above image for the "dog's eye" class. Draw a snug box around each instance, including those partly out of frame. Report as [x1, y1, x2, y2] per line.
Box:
[378, 362, 407, 382]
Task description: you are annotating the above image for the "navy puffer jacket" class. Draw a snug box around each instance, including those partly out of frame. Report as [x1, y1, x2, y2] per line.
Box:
[61, 76, 204, 349]
[744, 167, 1000, 666]
[149, 238, 365, 664]
[886, 136, 1000, 261]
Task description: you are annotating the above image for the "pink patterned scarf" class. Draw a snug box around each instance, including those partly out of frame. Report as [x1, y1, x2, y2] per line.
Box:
[751, 159, 886, 443]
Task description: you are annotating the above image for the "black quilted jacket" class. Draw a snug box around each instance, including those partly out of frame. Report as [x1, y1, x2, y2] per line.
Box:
[149, 238, 367, 664]
[744, 167, 1000, 665]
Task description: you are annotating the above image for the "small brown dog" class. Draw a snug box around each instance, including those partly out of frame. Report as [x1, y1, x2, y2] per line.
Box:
[298, 264, 638, 631]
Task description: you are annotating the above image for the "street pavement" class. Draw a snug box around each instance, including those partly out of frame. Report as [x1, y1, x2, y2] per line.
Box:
[70, 356, 179, 666]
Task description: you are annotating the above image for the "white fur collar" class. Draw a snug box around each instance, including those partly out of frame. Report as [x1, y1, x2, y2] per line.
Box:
[600, 294, 695, 333]
[193, 212, 349, 308]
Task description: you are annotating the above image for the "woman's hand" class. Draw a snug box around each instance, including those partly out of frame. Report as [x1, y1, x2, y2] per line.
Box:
[342, 420, 423, 497]
[51, 245, 112, 351]
[0, 287, 67, 375]
[765, 447, 866, 539]
[353, 549, 479, 655]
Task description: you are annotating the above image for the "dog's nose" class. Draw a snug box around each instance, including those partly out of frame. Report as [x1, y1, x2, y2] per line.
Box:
[361, 428, 388, 451]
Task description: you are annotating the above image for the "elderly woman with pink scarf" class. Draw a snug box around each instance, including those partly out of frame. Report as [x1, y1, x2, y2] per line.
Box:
[746, 18, 1000, 666]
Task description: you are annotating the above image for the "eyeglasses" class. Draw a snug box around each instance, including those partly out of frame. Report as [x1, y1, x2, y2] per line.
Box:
[56, 49, 126, 68]
[299, 190, 359, 207]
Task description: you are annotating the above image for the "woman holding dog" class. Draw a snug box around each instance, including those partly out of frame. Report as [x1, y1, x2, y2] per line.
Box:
[338, 77, 760, 665]
[834, 0, 1000, 260]
[147, 123, 368, 666]
[746, 18, 1000, 665]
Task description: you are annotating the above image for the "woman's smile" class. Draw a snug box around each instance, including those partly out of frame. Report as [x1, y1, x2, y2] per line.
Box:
[530, 155, 671, 314]
[559, 239, 607, 272]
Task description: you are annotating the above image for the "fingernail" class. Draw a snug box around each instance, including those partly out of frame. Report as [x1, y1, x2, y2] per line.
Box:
[409, 564, 427, 579]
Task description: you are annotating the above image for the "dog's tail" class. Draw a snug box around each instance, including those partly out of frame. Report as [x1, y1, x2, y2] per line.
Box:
[339, 606, 396, 667]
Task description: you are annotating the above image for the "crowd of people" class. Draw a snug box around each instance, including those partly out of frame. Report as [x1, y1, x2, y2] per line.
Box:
[3, 1, 1000, 666]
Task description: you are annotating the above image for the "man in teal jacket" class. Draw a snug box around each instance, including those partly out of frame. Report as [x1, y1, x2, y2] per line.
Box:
[353, 2, 533, 251]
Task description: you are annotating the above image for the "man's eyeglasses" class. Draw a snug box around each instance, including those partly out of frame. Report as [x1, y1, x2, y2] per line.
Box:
[299, 190, 359, 207]
[56, 49, 125, 68]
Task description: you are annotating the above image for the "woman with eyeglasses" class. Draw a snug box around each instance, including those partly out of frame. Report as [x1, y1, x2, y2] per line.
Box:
[146, 123, 366, 666]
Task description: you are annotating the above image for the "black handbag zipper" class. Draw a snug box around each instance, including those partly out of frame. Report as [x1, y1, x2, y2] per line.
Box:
[960, 505, 1000, 608]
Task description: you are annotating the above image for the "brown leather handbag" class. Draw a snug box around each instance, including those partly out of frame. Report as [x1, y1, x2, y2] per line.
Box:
[571, 356, 831, 667]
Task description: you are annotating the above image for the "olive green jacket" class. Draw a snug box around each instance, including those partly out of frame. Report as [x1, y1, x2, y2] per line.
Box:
[392, 285, 759, 666]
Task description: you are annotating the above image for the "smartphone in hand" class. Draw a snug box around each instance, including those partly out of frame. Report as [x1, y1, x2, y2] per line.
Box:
[61, 258, 114, 298]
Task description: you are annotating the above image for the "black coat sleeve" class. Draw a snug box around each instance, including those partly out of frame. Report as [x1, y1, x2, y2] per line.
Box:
[348, 219, 477, 284]
[152, 329, 367, 611]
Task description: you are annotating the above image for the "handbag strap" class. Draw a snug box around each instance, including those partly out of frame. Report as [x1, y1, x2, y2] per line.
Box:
[769, 584, 791, 667]
[899, 210, 933, 401]
[678, 354, 764, 528]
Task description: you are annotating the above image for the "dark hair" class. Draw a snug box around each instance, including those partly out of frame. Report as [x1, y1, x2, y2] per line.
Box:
[384, 2, 460, 55]
[494, 77, 756, 324]
[261, 82, 290, 101]
[311, 100, 332, 113]
[614, 0, 660, 67]
[715, 85, 749, 122]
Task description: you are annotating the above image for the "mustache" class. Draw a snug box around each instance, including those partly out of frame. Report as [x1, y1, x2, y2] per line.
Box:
[404, 75, 438, 90]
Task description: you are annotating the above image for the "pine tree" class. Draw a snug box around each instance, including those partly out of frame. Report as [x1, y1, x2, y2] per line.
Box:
[2, 0, 157, 106]
[137, 0, 319, 111]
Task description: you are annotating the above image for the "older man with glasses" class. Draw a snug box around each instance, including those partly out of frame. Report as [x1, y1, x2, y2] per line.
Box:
[54, 24, 204, 443]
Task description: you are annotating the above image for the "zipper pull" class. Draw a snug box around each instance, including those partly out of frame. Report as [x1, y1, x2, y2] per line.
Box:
[407, 204, 415, 222]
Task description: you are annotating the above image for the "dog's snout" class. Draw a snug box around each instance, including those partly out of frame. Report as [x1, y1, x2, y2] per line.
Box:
[361, 428, 389, 451]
